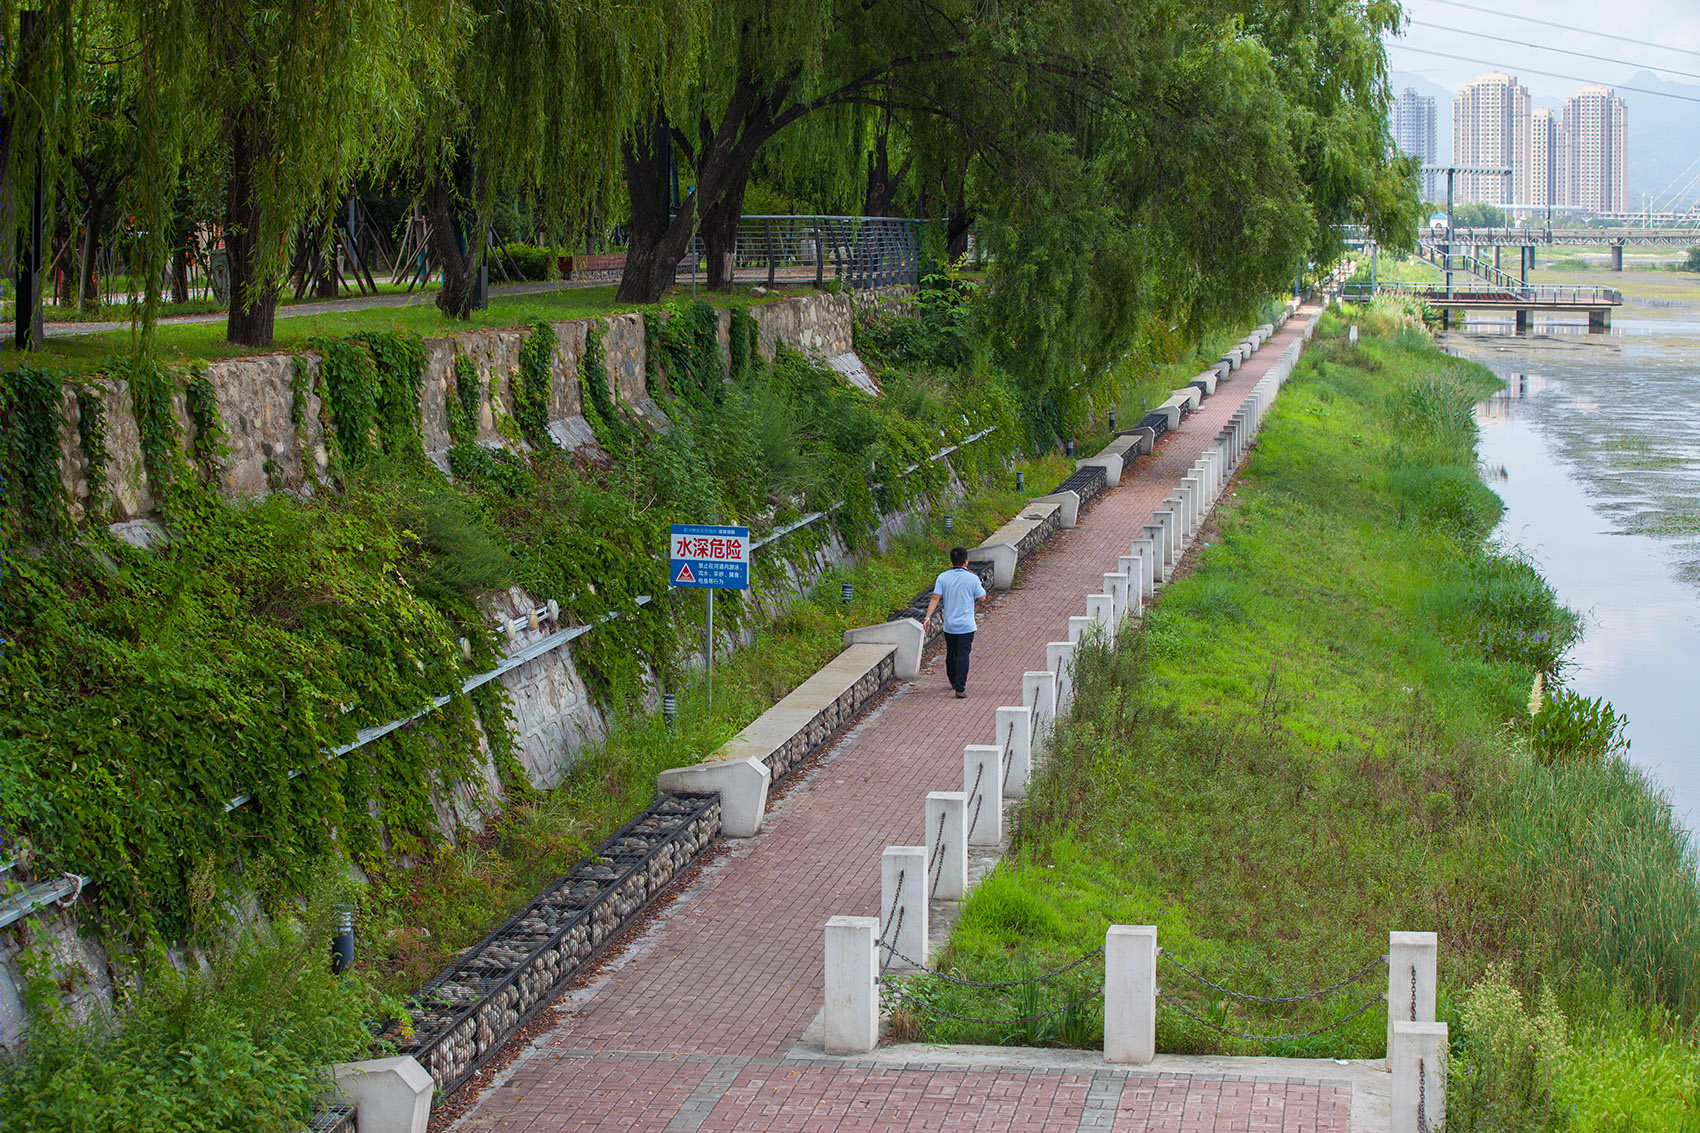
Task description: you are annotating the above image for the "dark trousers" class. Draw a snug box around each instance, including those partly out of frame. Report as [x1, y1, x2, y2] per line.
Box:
[943, 630, 975, 693]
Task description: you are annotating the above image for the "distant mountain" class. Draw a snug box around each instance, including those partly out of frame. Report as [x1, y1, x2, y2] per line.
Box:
[1390, 71, 1454, 163]
[1621, 71, 1700, 210]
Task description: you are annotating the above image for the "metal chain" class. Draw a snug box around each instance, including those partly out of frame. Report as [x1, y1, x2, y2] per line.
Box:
[1417, 1056, 1428, 1133]
[882, 980, 1105, 1027]
[1155, 988, 1387, 1043]
[1001, 727, 1015, 792]
[1157, 950, 1387, 1005]
[875, 943, 1106, 988]
[965, 761, 985, 841]
[1410, 965, 1418, 1023]
[879, 870, 905, 974]
[928, 811, 947, 899]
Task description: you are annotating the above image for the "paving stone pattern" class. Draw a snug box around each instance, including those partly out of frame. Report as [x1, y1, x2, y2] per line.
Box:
[453, 302, 1343, 1132]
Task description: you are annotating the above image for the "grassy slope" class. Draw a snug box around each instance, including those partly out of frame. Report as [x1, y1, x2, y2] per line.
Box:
[918, 309, 1700, 1126]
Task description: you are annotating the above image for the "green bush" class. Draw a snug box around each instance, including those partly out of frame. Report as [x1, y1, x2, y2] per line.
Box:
[497, 241, 559, 281]
[1532, 687, 1629, 764]
[0, 875, 381, 1133]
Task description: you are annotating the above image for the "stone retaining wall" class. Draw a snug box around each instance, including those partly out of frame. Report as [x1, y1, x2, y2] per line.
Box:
[52, 287, 913, 523]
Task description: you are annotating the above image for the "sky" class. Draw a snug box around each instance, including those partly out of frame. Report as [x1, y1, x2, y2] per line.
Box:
[1385, 0, 1700, 101]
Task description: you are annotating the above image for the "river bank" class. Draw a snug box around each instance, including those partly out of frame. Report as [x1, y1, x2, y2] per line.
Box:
[918, 306, 1700, 1126]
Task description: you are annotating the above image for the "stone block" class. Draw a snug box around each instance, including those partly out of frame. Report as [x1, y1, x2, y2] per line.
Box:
[995, 706, 1033, 799]
[963, 746, 1003, 848]
[1192, 370, 1218, 395]
[1032, 490, 1080, 529]
[331, 1057, 433, 1133]
[657, 756, 770, 838]
[881, 847, 929, 969]
[1075, 453, 1123, 488]
[1104, 926, 1157, 1065]
[824, 916, 879, 1054]
[1173, 386, 1202, 412]
[842, 617, 924, 681]
[924, 793, 968, 900]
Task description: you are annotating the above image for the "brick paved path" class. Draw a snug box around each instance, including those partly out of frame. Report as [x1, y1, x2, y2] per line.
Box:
[452, 302, 1364, 1132]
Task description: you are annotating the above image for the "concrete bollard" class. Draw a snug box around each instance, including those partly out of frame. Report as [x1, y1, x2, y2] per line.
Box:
[1104, 571, 1131, 623]
[1182, 476, 1202, 532]
[823, 916, 879, 1053]
[963, 745, 1003, 848]
[1141, 526, 1167, 585]
[1023, 670, 1058, 739]
[1118, 557, 1147, 617]
[1067, 614, 1093, 645]
[880, 846, 928, 969]
[1085, 593, 1116, 645]
[924, 792, 968, 900]
[1390, 1021, 1448, 1133]
[1046, 640, 1076, 715]
[995, 706, 1033, 799]
[1104, 925, 1157, 1064]
[1387, 931, 1438, 1062]
[331, 1057, 434, 1133]
[1156, 510, 1179, 568]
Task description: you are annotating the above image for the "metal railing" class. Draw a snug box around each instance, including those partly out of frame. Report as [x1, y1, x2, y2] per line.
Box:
[686, 216, 923, 290]
[1343, 281, 1621, 306]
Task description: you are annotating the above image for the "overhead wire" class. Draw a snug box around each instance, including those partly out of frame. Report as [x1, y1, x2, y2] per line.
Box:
[1406, 19, 1700, 85]
[1423, 0, 1700, 61]
[1387, 45, 1700, 105]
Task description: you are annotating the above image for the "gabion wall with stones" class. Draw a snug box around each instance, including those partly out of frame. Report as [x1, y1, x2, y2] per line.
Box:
[1049, 463, 1107, 510]
[760, 650, 898, 782]
[396, 791, 721, 1097]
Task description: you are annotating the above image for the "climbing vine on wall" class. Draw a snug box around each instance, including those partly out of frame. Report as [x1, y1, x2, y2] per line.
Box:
[74, 386, 110, 519]
[356, 331, 428, 463]
[512, 319, 555, 449]
[447, 352, 481, 446]
[578, 324, 624, 446]
[0, 365, 67, 539]
[315, 336, 379, 467]
[122, 357, 192, 511]
[729, 307, 760, 383]
[185, 370, 225, 484]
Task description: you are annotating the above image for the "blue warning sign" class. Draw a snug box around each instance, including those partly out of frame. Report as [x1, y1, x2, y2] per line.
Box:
[669, 524, 750, 590]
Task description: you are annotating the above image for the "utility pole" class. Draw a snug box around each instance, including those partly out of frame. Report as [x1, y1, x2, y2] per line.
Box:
[1423, 163, 1514, 319]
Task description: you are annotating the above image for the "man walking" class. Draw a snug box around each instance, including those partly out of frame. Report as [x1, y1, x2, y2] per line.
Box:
[922, 547, 987, 698]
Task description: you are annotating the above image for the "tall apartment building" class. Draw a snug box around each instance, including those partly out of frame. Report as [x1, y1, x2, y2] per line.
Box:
[1563, 85, 1627, 213]
[1529, 107, 1563, 211]
[1392, 88, 1439, 200]
[1453, 72, 1529, 206]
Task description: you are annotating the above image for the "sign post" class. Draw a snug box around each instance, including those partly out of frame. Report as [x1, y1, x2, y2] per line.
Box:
[669, 524, 750, 708]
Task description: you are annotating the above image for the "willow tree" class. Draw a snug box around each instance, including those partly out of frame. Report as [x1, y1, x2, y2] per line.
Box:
[420, 0, 698, 320]
[121, 0, 449, 347]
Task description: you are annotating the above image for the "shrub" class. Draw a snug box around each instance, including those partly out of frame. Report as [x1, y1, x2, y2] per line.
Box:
[1532, 688, 1629, 764]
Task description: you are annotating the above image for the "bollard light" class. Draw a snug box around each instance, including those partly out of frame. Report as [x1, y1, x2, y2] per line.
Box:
[1065, 439, 1075, 457]
[943, 514, 954, 532]
[1016, 470, 1025, 491]
[663, 692, 678, 728]
[1109, 410, 1116, 431]
[331, 908, 354, 975]
[841, 581, 854, 605]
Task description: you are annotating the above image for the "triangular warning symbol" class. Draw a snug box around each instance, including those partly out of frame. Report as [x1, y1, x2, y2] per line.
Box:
[675, 562, 696, 584]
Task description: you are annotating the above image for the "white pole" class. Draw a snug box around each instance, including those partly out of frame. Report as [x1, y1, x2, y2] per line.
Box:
[707, 588, 714, 709]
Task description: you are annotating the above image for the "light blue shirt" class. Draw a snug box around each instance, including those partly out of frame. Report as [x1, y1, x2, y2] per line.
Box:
[932, 568, 986, 634]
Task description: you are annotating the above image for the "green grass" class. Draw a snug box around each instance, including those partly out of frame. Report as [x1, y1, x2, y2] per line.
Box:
[3, 281, 820, 370]
[359, 449, 1076, 995]
[914, 306, 1700, 1123]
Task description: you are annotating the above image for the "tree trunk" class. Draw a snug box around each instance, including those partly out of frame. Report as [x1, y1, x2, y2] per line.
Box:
[616, 111, 693, 303]
[947, 191, 974, 263]
[53, 224, 73, 307]
[171, 244, 189, 304]
[423, 170, 475, 319]
[862, 127, 910, 219]
[701, 170, 747, 292]
[79, 196, 106, 314]
[225, 113, 279, 347]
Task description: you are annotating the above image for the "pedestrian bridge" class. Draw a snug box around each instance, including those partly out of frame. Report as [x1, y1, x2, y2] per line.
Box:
[1343, 281, 1622, 331]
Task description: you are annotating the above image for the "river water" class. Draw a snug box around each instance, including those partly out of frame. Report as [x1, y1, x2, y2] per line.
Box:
[1445, 271, 1700, 827]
